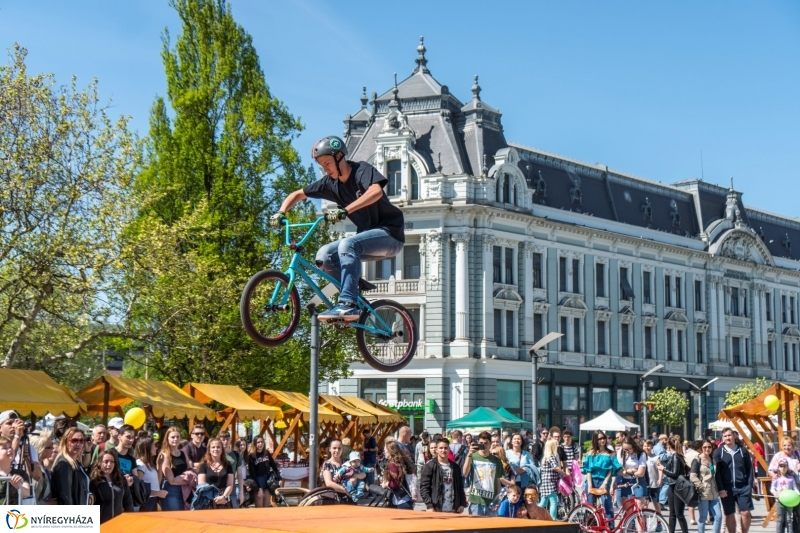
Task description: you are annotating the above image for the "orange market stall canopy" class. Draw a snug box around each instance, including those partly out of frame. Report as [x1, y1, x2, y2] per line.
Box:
[76, 376, 215, 424]
[183, 383, 283, 440]
[251, 389, 342, 462]
[719, 382, 800, 527]
[0, 369, 86, 418]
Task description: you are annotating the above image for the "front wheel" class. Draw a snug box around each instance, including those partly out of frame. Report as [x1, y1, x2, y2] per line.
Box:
[240, 270, 301, 347]
[567, 503, 601, 532]
[356, 299, 417, 372]
[621, 509, 668, 533]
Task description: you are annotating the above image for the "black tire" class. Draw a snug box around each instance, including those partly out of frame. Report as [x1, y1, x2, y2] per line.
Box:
[567, 503, 601, 531]
[621, 509, 668, 533]
[240, 270, 301, 347]
[355, 299, 418, 372]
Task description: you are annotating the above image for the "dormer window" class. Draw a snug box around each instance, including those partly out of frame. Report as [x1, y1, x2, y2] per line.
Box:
[503, 174, 510, 204]
[533, 170, 547, 205]
[410, 166, 419, 200]
[641, 198, 653, 225]
[386, 159, 401, 197]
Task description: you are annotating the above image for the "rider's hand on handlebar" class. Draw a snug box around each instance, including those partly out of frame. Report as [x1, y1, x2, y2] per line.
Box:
[269, 212, 287, 227]
[325, 208, 348, 223]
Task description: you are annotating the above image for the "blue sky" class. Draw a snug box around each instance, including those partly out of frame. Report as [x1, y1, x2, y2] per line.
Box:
[3, 1, 799, 216]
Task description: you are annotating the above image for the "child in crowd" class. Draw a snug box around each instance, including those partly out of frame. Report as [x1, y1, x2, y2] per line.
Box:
[771, 458, 798, 533]
[335, 451, 373, 501]
[498, 485, 524, 518]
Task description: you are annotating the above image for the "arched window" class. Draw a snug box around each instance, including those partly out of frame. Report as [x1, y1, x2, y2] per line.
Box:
[410, 166, 419, 200]
[503, 174, 510, 204]
[386, 160, 401, 197]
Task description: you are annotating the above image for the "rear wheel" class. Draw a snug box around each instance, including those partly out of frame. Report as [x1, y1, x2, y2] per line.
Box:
[621, 509, 667, 533]
[355, 299, 418, 372]
[240, 270, 301, 347]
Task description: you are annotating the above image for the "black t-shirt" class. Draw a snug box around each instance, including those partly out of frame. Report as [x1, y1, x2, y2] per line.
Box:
[250, 453, 275, 478]
[169, 451, 189, 478]
[111, 448, 136, 477]
[363, 437, 378, 465]
[303, 161, 405, 242]
[198, 462, 233, 491]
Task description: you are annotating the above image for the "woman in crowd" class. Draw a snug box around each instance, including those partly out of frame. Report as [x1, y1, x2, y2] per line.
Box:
[321, 438, 349, 495]
[51, 427, 91, 505]
[235, 438, 249, 476]
[684, 441, 702, 525]
[769, 436, 800, 475]
[30, 431, 54, 504]
[135, 436, 166, 511]
[618, 437, 648, 508]
[90, 451, 133, 523]
[157, 426, 190, 511]
[505, 433, 537, 489]
[491, 445, 517, 491]
[198, 438, 234, 509]
[662, 435, 689, 533]
[248, 436, 280, 508]
[582, 430, 620, 524]
[0, 435, 31, 504]
[643, 439, 664, 516]
[539, 440, 565, 520]
[690, 441, 721, 533]
[381, 440, 415, 509]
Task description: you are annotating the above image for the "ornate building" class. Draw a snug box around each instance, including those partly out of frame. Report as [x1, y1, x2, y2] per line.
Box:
[325, 38, 800, 437]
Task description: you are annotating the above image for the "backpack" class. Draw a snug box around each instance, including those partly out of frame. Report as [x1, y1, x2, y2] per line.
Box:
[130, 475, 151, 507]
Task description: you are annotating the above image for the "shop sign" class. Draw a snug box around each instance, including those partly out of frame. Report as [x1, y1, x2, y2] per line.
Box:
[379, 399, 425, 411]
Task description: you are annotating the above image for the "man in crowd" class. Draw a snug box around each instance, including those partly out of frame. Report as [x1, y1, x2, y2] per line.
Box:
[111, 424, 136, 487]
[652, 433, 670, 508]
[90, 425, 107, 463]
[548, 427, 568, 468]
[397, 426, 414, 460]
[420, 437, 465, 514]
[0, 411, 42, 483]
[462, 430, 503, 516]
[530, 428, 549, 466]
[715, 427, 754, 533]
[361, 428, 378, 485]
[415, 431, 431, 477]
[560, 428, 581, 471]
[218, 430, 245, 508]
[449, 430, 467, 464]
[182, 424, 207, 469]
[105, 417, 123, 451]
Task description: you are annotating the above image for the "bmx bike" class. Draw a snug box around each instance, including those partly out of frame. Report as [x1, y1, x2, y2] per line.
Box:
[240, 217, 418, 372]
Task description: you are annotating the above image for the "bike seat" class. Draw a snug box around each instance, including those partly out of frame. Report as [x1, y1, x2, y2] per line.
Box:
[358, 278, 377, 292]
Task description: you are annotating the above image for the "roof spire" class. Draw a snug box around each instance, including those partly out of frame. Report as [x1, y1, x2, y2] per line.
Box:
[389, 73, 399, 110]
[472, 75, 481, 101]
[729, 176, 734, 191]
[414, 36, 428, 74]
[360, 86, 368, 108]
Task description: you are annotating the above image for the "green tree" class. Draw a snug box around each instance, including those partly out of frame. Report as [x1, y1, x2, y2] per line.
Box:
[649, 387, 690, 431]
[0, 45, 143, 372]
[125, 0, 354, 390]
[724, 377, 771, 408]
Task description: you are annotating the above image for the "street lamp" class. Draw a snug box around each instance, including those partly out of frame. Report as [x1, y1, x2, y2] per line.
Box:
[681, 377, 719, 439]
[641, 364, 664, 438]
[528, 332, 564, 437]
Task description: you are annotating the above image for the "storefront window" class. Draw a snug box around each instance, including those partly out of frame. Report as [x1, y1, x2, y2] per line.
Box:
[361, 378, 387, 403]
[497, 380, 522, 417]
[616, 389, 635, 412]
[561, 386, 579, 411]
[593, 387, 611, 412]
[398, 378, 425, 403]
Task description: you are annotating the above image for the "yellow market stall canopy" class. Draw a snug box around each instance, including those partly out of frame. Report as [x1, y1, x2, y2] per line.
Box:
[184, 383, 283, 421]
[0, 369, 86, 418]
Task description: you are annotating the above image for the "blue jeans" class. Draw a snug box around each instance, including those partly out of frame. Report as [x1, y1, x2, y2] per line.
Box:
[315, 229, 404, 304]
[698, 499, 722, 533]
[469, 503, 496, 516]
[159, 483, 185, 511]
[586, 481, 614, 521]
[540, 492, 559, 520]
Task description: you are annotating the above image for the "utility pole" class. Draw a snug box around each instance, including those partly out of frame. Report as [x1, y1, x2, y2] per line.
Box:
[528, 332, 563, 437]
[681, 377, 719, 439]
[641, 364, 664, 438]
[307, 303, 320, 490]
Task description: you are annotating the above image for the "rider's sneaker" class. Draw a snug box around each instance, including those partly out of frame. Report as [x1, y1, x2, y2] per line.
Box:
[318, 302, 360, 322]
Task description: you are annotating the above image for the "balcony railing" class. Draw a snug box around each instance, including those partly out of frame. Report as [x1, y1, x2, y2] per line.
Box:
[365, 277, 422, 295]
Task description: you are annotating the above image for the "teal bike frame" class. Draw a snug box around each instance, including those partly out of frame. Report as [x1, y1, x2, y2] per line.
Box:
[272, 217, 396, 338]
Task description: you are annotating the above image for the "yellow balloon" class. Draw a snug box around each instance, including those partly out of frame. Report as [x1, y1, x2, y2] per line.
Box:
[765, 395, 781, 412]
[124, 407, 147, 429]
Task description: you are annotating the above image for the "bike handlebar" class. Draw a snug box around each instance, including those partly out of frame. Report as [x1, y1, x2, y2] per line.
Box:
[280, 216, 326, 247]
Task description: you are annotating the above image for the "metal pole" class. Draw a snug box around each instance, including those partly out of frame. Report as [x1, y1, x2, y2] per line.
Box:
[531, 356, 538, 436]
[697, 392, 703, 440]
[642, 379, 648, 439]
[307, 304, 320, 490]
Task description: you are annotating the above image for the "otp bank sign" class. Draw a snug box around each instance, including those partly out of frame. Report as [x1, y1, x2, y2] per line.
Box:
[1, 506, 99, 532]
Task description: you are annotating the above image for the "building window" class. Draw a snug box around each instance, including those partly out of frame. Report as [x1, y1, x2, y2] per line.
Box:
[665, 275, 672, 307]
[536, 384, 550, 430]
[503, 175, 510, 204]
[494, 309, 503, 346]
[572, 258, 581, 294]
[506, 248, 514, 284]
[386, 160, 401, 197]
[374, 257, 395, 280]
[497, 380, 522, 417]
[695, 280, 702, 311]
[398, 378, 425, 403]
[560, 317, 568, 351]
[732, 337, 741, 366]
[667, 329, 673, 360]
[697, 332, 704, 363]
[676, 277, 682, 308]
[620, 267, 635, 300]
[410, 166, 419, 200]
[534, 313, 543, 343]
[621, 323, 630, 357]
[496, 177, 502, 203]
[768, 340, 774, 369]
[593, 388, 611, 412]
[493, 247, 502, 283]
[532, 253, 543, 289]
[677, 330, 684, 362]
[645, 326, 653, 359]
[783, 295, 787, 323]
[506, 310, 515, 348]
[360, 378, 387, 403]
[596, 263, 606, 298]
[731, 287, 739, 316]
[785, 343, 790, 371]
[560, 257, 568, 292]
[403, 245, 420, 279]
[792, 296, 796, 324]
[597, 321, 606, 355]
[766, 292, 772, 321]
[574, 318, 581, 353]
[617, 389, 635, 413]
[643, 271, 652, 304]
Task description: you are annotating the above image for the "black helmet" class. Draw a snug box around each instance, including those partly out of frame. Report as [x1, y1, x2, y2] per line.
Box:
[311, 136, 348, 160]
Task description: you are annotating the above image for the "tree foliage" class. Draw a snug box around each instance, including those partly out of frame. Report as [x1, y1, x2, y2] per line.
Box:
[124, 0, 355, 390]
[649, 387, 690, 429]
[0, 45, 141, 371]
[724, 377, 771, 408]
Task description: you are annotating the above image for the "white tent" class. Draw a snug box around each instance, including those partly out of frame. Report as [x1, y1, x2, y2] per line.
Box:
[580, 409, 640, 432]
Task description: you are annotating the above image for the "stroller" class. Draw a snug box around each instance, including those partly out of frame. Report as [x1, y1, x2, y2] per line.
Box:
[298, 485, 393, 507]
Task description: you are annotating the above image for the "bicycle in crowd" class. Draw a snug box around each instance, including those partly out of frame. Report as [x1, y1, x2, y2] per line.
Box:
[240, 216, 418, 372]
[568, 484, 667, 533]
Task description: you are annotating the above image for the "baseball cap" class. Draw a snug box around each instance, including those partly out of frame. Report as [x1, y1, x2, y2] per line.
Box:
[107, 417, 124, 430]
[779, 458, 789, 466]
[0, 410, 18, 425]
[349, 451, 362, 462]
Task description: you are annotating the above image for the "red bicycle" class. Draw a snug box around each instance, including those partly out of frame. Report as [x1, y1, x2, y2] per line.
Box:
[567, 488, 667, 533]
